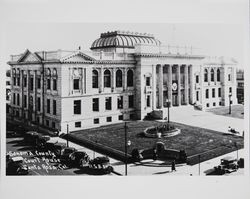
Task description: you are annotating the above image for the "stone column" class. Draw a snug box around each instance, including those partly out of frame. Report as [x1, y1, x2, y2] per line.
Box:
[184, 65, 189, 105]
[112, 68, 116, 92]
[158, 65, 163, 108]
[208, 68, 211, 85]
[189, 65, 194, 104]
[99, 67, 103, 93]
[152, 65, 157, 110]
[214, 67, 217, 85]
[168, 65, 172, 106]
[123, 68, 127, 91]
[177, 65, 181, 106]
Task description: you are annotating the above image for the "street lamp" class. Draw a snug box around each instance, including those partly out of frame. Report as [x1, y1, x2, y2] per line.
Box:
[166, 99, 171, 124]
[229, 93, 232, 114]
[66, 124, 69, 147]
[124, 122, 131, 176]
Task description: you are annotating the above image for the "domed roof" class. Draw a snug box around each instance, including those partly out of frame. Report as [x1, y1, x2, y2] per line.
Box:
[91, 30, 161, 50]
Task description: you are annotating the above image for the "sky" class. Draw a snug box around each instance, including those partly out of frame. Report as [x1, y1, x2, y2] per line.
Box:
[2, 23, 245, 68]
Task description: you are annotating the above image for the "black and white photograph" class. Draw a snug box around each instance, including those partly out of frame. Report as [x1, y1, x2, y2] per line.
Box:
[0, 0, 249, 199]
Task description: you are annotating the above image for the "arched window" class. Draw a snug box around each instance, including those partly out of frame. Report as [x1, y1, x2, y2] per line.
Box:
[211, 69, 214, 82]
[52, 68, 57, 77]
[217, 69, 220, 82]
[92, 70, 98, 88]
[104, 70, 111, 88]
[127, 69, 133, 87]
[204, 69, 208, 82]
[116, 69, 122, 87]
[46, 68, 51, 76]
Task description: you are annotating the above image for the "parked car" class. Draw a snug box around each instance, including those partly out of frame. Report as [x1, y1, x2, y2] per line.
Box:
[214, 156, 239, 173]
[6, 156, 29, 175]
[60, 147, 77, 162]
[24, 131, 39, 144]
[88, 156, 114, 174]
[35, 135, 50, 148]
[68, 151, 90, 167]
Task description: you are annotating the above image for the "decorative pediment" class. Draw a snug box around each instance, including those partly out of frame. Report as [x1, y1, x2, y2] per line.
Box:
[60, 51, 95, 63]
[17, 49, 42, 63]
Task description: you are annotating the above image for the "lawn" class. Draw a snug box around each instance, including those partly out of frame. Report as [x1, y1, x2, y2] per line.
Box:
[70, 120, 244, 165]
[207, 105, 244, 119]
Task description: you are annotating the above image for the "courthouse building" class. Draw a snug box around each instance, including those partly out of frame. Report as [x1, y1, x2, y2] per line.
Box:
[7, 30, 238, 132]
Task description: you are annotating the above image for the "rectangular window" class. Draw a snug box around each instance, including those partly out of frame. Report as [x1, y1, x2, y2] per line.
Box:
[196, 91, 199, 101]
[37, 97, 41, 112]
[53, 79, 57, 90]
[17, 77, 20, 86]
[94, 118, 99, 124]
[219, 101, 222, 106]
[146, 77, 151, 86]
[13, 77, 16, 86]
[146, 95, 150, 107]
[17, 93, 20, 106]
[206, 103, 209, 107]
[24, 95, 27, 108]
[212, 88, 215, 98]
[229, 87, 232, 94]
[206, 89, 209, 99]
[46, 120, 49, 127]
[106, 116, 112, 122]
[196, 75, 199, 83]
[75, 122, 81, 128]
[117, 96, 123, 109]
[52, 122, 56, 129]
[118, 115, 123, 120]
[13, 93, 16, 105]
[53, 100, 56, 115]
[74, 100, 81, 114]
[129, 95, 134, 108]
[24, 76, 27, 87]
[37, 77, 41, 89]
[47, 79, 51, 90]
[37, 117, 40, 124]
[47, 99, 50, 113]
[218, 88, 221, 97]
[213, 102, 216, 106]
[73, 79, 80, 90]
[105, 97, 112, 110]
[228, 74, 231, 81]
[93, 98, 99, 111]
[30, 77, 34, 91]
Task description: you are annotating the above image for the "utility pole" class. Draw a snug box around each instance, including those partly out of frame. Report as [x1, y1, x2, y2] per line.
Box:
[67, 124, 69, 147]
[125, 122, 128, 176]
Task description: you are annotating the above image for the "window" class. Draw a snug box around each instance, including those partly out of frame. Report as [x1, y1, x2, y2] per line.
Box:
[30, 77, 34, 91]
[116, 69, 122, 87]
[53, 100, 56, 115]
[46, 120, 49, 127]
[105, 97, 112, 110]
[94, 118, 99, 124]
[206, 103, 209, 107]
[24, 76, 27, 87]
[16, 111, 19, 117]
[17, 77, 20, 86]
[228, 74, 231, 81]
[93, 98, 99, 111]
[17, 94, 20, 106]
[206, 89, 209, 98]
[219, 101, 222, 106]
[118, 115, 123, 120]
[218, 88, 221, 97]
[13, 77, 16, 86]
[229, 87, 232, 94]
[129, 95, 134, 108]
[212, 88, 215, 98]
[13, 93, 16, 105]
[92, 70, 98, 88]
[53, 79, 57, 90]
[24, 95, 27, 108]
[74, 100, 81, 114]
[37, 117, 40, 124]
[104, 70, 111, 87]
[213, 102, 216, 106]
[47, 99, 50, 113]
[117, 96, 123, 109]
[106, 117, 112, 122]
[146, 77, 151, 86]
[204, 69, 208, 82]
[127, 70, 133, 87]
[146, 95, 151, 107]
[211, 69, 214, 82]
[52, 122, 56, 129]
[196, 91, 199, 101]
[73, 79, 80, 90]
[75, 122, 81, 128]
[47, 78, 51, 90]
[196, 75, 199, 83]
[37, 97, 41, 112]
[37, 78, 41, 89]
[6, 81, 10, 86]
[217, 69, 220, 81]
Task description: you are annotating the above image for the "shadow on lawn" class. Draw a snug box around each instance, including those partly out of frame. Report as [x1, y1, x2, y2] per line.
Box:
[73, 167, 111, 175]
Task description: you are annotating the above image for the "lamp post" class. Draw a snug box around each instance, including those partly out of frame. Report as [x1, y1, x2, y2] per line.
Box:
[66, 124, 69, 147]
[229, 93, 232, 114]
[166, 99, 171, 124]
[124, 122, 131, 176]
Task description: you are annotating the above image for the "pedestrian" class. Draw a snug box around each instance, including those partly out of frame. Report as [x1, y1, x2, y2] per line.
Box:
[171, 160, 176, 172]
[153, 148, 157, 160]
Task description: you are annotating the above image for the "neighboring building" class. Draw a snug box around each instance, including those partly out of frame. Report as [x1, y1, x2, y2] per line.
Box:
[7, 30, 238, 132]
[236, 69, 244, 104]
[6, 69, 11, 114]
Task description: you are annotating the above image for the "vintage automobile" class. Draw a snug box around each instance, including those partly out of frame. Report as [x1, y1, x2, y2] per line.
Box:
[6, 156, 29, 175]
[24, 131, 39, 144]
[68, 151, 90, 167]
[88, 156, 114, 174]
[60, 147, 77, 162]
[214, 156, 239, 173]
[35, 134, 50, 148]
